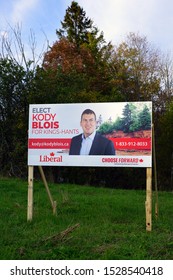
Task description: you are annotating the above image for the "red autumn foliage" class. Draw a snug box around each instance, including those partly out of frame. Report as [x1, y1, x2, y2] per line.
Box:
[43, 38, 95, 74]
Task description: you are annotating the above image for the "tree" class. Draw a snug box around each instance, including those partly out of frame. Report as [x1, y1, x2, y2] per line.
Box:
[40, 16, 114, 104]
[156, 52, 173, 112]
[0, 24, 45, 176]
[0, 58, 30, 175]
[110, 33, 161, 103]
[0, 23, 47, 70]
[56, 1, 93, 47]
[98, 122, 113, 134]
[44, 1, 115, 98]
[138, 105, 151, 130]
[156, 101, 173, 189]
[121, 103, 133, 132]
[43, 38, 95, 74]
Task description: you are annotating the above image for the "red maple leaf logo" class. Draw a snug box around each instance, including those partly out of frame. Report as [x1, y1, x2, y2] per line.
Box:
[139, 159, 143, 162]
[50, 152, 55, 156]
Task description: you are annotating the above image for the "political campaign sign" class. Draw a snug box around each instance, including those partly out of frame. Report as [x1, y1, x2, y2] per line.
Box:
[28, 102, 152, 167]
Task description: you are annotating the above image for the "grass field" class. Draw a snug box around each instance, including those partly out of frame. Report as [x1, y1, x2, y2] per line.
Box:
[0, 177, 173, 260]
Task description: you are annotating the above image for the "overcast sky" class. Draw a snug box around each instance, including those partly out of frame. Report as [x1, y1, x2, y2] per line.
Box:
[1, 0, 173, 59]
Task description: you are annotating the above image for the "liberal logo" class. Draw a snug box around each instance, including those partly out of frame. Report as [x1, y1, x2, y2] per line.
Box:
[40, 152, 62, 162]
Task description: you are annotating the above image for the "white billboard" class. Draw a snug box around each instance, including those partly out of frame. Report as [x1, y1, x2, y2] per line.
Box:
[28, 102, 152, 167]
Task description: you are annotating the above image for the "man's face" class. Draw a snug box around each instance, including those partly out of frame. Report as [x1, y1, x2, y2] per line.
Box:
[80, 113, 96, 137]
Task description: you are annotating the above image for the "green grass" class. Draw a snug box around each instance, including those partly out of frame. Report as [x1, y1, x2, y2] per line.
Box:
[0, 177, 173, 260]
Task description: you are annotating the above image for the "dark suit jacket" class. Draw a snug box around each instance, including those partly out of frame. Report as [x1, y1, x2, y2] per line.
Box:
[69, 132, 115, 155]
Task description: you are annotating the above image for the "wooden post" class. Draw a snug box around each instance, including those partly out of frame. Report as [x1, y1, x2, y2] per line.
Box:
[145, 167, 152, 231]
[38, 166, 57, 215]
[27, 166, 34, 221]
[152, 124, 158, 218]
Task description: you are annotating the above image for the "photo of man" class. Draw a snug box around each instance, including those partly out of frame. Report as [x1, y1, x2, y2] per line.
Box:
[69, 109, 115, 155]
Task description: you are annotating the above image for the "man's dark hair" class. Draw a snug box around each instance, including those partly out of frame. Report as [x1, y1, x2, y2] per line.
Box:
[81, 109, 96, 121]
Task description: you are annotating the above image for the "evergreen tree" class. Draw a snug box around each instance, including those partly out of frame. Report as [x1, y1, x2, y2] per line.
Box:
[128, 103, 139, 131]
[138, 105, 151, 130]
[121, 103, 132, 132]
[45, 1, 114, 96]
[56, 1, 93, 47]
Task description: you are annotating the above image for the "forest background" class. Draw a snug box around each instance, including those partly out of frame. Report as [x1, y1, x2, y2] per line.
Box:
[0, 1, 173, 190]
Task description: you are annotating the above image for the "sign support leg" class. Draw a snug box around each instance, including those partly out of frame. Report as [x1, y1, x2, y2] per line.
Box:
[152, 124, 158, 218]
[38, 166, 57, 215]
[27, 166, 34, 221]
[145, 167, 152, 231]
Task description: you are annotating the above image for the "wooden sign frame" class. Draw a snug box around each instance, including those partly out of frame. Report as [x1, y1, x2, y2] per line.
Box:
[27, 166, 57, 222]
[27, 165, 154, 231]
[27, 103, 157, 231]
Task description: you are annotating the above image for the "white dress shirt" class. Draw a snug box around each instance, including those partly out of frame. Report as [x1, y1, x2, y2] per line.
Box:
[80, 131, 96, 155]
